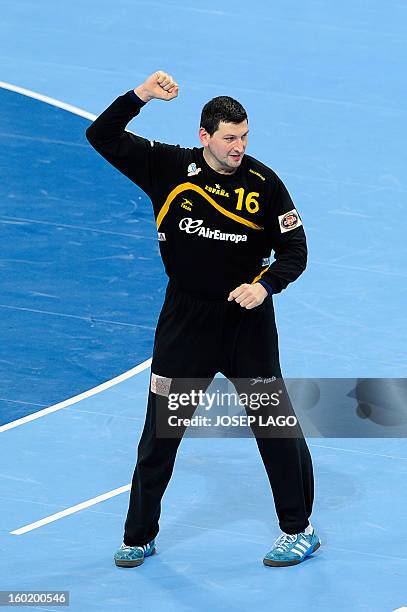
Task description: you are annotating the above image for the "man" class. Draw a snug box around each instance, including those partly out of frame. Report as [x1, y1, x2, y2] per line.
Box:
[86, 70, 320, 568]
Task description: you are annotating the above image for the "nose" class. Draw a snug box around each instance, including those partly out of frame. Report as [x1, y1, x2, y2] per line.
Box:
[233, 139, 245, 153]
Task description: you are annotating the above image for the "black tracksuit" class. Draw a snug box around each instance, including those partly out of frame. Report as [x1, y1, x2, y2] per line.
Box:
[86, 91, 314, 543]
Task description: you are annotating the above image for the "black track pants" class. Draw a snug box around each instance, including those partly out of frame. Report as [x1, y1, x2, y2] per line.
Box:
[123, 283, 314, 545]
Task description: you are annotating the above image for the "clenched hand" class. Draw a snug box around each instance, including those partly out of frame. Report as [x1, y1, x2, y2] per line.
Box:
[228, 283, 268, 309]
[134, 70, 179, 103]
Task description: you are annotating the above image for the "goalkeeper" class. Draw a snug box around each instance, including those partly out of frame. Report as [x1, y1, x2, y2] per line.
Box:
[86, 70, 320, 568]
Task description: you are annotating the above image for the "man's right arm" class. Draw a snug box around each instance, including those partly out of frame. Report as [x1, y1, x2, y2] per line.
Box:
[85, 71, 179, 197]
[86, 92, 156, 194]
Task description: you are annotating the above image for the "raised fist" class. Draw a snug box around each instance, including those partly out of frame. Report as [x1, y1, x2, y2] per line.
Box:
[134, 71, 179, 103]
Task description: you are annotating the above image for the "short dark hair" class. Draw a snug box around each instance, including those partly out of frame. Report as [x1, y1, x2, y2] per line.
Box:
[200, 96, 248, 136]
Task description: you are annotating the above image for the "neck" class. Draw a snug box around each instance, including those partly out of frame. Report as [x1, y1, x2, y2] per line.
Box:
[203, 148, 237, 175]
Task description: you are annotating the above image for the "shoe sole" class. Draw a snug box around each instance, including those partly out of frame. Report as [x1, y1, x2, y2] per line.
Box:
[263, 541, 321, 567]
[114, 548, 156, 568]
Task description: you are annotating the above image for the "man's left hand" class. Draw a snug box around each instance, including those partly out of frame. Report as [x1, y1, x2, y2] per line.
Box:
[228, 283, 268, 309]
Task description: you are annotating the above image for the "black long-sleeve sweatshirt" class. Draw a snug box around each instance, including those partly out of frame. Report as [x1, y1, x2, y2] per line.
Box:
[85, 91, 307, 300]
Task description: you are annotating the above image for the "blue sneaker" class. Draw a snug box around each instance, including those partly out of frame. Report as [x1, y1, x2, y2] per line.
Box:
[263, 526, 321, 567]
[114, 539, 156, 567]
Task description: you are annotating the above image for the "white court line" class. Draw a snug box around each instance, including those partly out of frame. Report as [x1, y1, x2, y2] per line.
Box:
[0, 358, 151, 433]
[0, 303, 155, 330]
[0, 80, 140, 134]
[11, 484, 131, 535]
[309, 442, 407, 461]
[0, 81, 96, 121]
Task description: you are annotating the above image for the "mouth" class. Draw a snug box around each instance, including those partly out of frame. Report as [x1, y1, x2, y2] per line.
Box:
[230, 154, 242, 161]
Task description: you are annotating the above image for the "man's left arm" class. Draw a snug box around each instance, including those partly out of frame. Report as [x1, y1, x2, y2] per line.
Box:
[255, 177, 307, 294]
[228, 176, 307, 308]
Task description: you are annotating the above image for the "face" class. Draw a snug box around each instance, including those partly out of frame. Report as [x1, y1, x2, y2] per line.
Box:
[200, 120, 249, 174]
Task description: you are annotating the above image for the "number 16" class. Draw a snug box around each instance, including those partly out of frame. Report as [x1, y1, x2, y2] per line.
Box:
[234, 188, 260, 213]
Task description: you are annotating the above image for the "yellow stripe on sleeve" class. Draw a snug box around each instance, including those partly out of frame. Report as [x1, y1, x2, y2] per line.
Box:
[252, 266, 270, 284]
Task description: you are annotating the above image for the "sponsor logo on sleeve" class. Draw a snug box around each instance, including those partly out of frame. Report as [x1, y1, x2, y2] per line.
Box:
[278, 209, 302, 233]
[158, 232, 166, 241]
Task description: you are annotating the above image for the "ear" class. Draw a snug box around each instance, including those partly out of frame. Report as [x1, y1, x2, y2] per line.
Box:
[199, 127, 210, 147]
